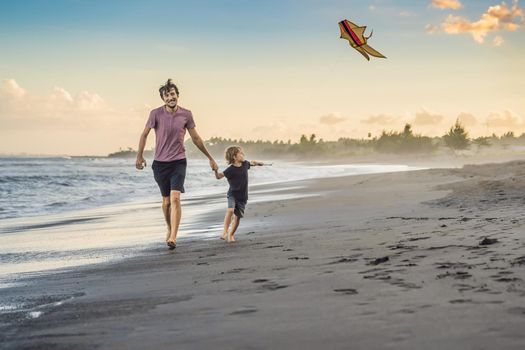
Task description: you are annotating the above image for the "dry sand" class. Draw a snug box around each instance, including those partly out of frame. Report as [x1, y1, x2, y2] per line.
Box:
[1, 160, 524, 349]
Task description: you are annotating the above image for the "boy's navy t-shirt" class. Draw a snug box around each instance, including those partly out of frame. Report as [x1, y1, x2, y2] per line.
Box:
[223, 160, 250, 202]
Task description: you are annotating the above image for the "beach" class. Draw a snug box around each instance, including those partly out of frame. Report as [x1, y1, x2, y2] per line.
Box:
[1, 160, 525, 349]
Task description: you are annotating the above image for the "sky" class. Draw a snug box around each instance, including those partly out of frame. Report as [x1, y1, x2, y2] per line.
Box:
[1, 0, 524, 156]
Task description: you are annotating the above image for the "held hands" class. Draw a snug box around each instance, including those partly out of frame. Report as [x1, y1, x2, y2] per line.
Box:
[210, 159, 218, 171]
[135, 156, 146, 170]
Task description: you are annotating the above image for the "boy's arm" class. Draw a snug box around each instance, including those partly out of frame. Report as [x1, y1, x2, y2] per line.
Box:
[249, 160, 264, 166]
[214, 169, 225, 179]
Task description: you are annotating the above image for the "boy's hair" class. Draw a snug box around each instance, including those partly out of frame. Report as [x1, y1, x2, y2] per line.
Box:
[159, 79, 179, 100]
[225, 146, 242, 165]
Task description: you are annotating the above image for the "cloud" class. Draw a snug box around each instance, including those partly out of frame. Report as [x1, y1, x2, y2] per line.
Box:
[0, 79, 143, 129]
[456, 112, 478, 127]
[412, 109, 444, 126]
[432, 0, 524, 43]
[492, 35, 505, 45]
[431, 0, 463, 10]
[485, 110, 523, 128]
[361, 114, 401, 125]
[425, 24, 440, 34]
[399, 11, 417, 17]
[319, 113, 346, 125]
[1, 79, 26, 98]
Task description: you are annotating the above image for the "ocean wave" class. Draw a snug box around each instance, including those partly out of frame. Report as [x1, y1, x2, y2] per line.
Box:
[0, 157, 418, 220]
[46, 201, 68, 207]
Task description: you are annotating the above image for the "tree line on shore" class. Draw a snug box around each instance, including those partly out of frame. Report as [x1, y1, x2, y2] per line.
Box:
[108, 120, 525, 159]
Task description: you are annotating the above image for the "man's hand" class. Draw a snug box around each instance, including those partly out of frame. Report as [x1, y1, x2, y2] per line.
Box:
[210, 159, 218, 171]
[136, 156, 146, 170]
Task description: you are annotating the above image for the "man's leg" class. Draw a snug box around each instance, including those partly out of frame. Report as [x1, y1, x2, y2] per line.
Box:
[168, 190, 182, 244]
[221, 208, 234, 240]
[161, 196, 171, 242]
[228, 215, 240, 243]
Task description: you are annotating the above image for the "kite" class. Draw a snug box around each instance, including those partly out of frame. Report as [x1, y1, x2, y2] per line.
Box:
[338, 19, 386, 61]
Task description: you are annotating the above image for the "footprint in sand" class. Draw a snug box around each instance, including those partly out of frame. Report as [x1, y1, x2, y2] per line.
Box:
[494, 277, 522, 283]
[328, 257, 359, 265]
[259, 282, 288, 291]
[511, 256, 525, 266]
[453, 283, 477, 292]
[507, 307, 525, 316]
[449, 299, 473, 304]
[367, 256, 389, 265]
[334, 288, 358, 295]
[436, 271, 472, 280]
[229, 307, 258, 315]
[397, 308, 416, 314]
[388, 279, 421, 289]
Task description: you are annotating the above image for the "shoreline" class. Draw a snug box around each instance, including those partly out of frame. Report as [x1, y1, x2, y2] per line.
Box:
[0, 160, 421, 282]
[1, 159, 525, 349]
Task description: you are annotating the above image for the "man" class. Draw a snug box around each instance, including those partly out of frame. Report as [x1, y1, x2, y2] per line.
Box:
[136, 79, 218, 250]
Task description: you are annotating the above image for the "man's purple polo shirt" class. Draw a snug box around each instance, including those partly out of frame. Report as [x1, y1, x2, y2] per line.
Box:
[146, 105, 196, 162]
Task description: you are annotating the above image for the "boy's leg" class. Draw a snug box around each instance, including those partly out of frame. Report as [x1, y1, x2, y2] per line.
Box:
[168, 190, 182, 245]
[222, 208, 234, 240]
[228, 200, 245, 243]
[161, 196, 171, 241]
[228, 215, 240, 243]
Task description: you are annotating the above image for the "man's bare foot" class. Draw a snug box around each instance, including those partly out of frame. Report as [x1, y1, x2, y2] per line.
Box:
[167, 240, 176, 250]
[228, 235, 236, 243]
[220, 232, 227, 240]
[167, 233, 177, 249]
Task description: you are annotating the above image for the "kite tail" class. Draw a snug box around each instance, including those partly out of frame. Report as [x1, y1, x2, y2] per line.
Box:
[355, 46, 370, 61]
[362, 44, 386, 58]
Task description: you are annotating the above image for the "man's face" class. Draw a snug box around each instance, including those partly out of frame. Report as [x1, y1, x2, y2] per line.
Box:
[162, 88, 178, 108]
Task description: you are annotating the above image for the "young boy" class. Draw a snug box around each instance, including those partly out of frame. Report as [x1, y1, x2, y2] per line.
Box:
[214, 146, 264, 243]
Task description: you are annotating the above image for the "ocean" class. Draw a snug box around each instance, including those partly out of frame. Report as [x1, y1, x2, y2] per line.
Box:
[0, 156, 421, 287]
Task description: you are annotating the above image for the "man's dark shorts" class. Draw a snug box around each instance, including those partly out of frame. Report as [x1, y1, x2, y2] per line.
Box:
[227, 196, 246, 218]
[152, 158, 187, 197]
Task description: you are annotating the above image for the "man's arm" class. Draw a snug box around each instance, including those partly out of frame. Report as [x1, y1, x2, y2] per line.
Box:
[249, 160, 264, 166]
[188, 128, 218, 171]
[136, 127, 151, 170]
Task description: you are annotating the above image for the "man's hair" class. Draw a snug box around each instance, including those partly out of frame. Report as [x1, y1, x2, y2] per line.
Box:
[225, 146, 242, 165]
[159, 79, 179, 99]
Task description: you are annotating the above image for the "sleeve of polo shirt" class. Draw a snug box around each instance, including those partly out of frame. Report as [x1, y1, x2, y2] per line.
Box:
[145, 110, 156, 129]
[186, 110, 196, 129]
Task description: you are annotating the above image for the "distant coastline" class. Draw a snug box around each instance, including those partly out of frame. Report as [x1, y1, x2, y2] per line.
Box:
[106, 124, 525, 161]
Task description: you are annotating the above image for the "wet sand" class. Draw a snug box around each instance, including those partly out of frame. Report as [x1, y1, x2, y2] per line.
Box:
[1, 160, 525, 349]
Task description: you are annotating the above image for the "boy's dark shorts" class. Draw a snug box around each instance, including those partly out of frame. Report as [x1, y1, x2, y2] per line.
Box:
[227, 196, 246, 218]
[152, 158, 187, 197]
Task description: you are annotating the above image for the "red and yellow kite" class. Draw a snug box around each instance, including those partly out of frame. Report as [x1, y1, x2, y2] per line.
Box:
[338, 19, 386, 61]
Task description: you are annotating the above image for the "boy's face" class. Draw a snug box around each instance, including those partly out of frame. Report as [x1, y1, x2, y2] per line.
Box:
[162, 88, 178, 109]
[234, 150, 245, 162]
